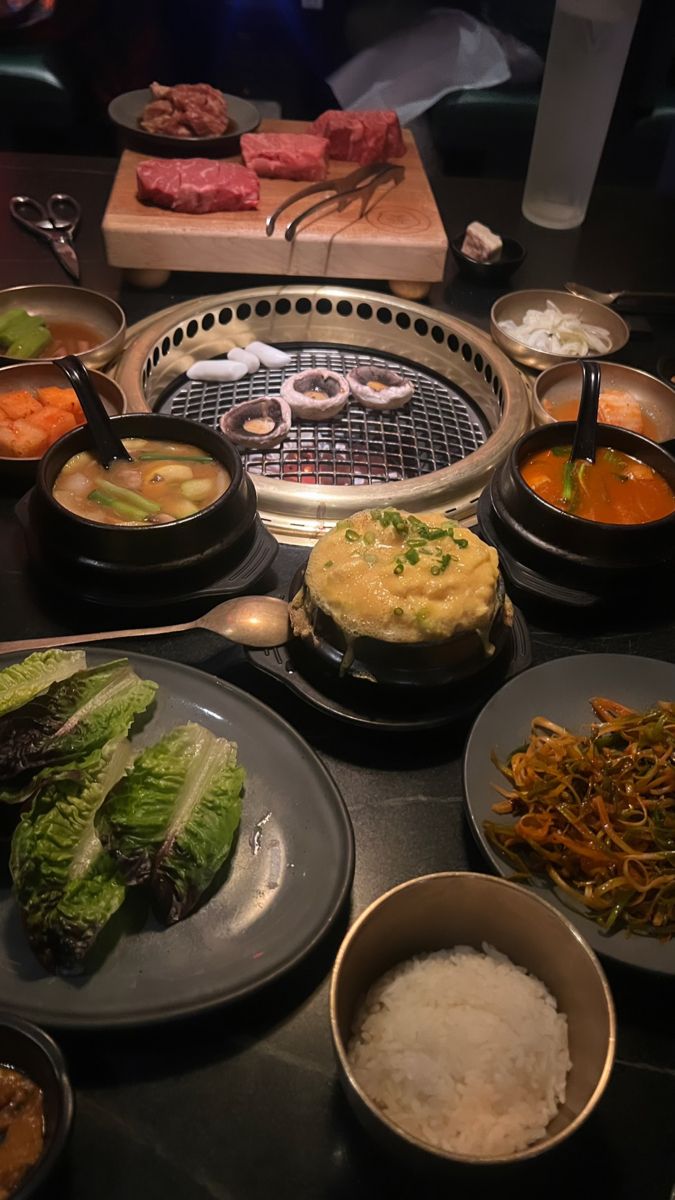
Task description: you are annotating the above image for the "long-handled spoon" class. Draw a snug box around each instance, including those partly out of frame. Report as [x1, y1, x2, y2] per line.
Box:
[571, 358, 602, 465]
[0, 595, 291, 654]
[57, 354, 132, 466]
[565, 282, 675, 314]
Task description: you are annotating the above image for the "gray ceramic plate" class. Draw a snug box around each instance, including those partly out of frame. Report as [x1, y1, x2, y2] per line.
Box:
[463, 654, 675, 975]
[0, 649, 354, 1027]
[108, 89, 261, 158]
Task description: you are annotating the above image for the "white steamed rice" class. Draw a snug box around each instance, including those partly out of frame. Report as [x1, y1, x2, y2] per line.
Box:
[347, 944, 571, 1158]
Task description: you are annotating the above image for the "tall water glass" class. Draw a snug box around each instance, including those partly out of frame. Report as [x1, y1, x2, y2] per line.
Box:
[522, 0, 642, 230]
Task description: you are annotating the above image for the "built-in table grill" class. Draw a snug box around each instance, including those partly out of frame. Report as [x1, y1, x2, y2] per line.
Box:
[114, 286, 531, 544]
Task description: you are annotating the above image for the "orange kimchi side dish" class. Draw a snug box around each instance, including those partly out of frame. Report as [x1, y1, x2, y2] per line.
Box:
[542, 387, 658, 439]
[484, 699, 675, 937]
[520, 445, 675, 524]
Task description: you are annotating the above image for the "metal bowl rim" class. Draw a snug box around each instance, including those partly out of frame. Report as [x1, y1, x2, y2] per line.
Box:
[330, 870, 616, 1167]
[490, 289, 629, 366]
[532, 359, 675, 425]
[0, 284, 127, 360]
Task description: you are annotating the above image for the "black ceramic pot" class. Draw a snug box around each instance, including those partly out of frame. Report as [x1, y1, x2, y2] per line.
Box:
[29, 414, 257, 597]
[0, 1013, 74, 1199]
[291, 569, 512, 689]
[481, 422, 675, 602]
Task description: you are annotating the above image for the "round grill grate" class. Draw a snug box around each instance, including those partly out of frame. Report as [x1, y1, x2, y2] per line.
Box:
[155, 344, 488, 487]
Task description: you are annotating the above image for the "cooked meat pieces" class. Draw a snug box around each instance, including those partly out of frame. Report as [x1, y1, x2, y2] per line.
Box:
[140, 82, 229, 138]
[310, 110, 405, 165]
[240, 132, 329, 181]
[347, 365, 413, 410]
[136, 159, 259, 213]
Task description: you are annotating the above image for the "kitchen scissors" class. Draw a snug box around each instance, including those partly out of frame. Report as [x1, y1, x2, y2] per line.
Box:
[9, 193, 81, 282]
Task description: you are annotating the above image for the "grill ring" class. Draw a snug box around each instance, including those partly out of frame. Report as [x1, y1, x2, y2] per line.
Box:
[114, 285, 531, 544]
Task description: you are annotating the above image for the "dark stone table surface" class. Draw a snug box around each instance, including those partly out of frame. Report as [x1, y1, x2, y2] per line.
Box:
[0, 152, 674, 1199]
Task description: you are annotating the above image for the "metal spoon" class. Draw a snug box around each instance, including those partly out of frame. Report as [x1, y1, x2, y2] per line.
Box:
[0, 595, 291, 654]
[565, 282, 675, 314]
[571, 359, 601, 465]
[57, 354, 132, 466]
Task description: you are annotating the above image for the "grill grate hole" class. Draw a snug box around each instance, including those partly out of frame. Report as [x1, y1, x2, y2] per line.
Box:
[156, 344, 488, 487]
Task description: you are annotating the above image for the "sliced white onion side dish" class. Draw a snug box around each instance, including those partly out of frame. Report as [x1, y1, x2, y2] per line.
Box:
[498, 301, 612, 357]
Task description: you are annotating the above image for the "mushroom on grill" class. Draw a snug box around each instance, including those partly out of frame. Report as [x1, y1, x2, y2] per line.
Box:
[280, 369, 349, 420]
[220, 396, 292, 450]
[346, 364, 413, 410]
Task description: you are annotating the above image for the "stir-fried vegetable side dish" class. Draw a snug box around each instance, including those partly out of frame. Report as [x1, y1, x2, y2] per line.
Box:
[0, 651, 245, 974]
[485, 698, 675, 937]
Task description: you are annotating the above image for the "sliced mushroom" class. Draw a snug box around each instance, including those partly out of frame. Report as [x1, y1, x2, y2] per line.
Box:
[220, 396, 292, 450]
[280, 369, 349, 420]
[347, 364, 414, 410]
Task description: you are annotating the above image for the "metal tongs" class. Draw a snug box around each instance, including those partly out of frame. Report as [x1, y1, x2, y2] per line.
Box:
[266, 162, 404, 241]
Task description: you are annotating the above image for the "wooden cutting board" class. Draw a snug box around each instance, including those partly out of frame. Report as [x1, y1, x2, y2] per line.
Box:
[101, 119, 448, 283]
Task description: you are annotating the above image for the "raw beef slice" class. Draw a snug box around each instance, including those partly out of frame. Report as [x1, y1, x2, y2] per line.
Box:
[136, 159, 259, 214]
[310, 110, 405, 165]
[240, 132, 328, 181]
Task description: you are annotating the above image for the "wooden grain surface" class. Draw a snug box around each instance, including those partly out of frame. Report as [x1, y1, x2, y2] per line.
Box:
[101, 119, 448, 282]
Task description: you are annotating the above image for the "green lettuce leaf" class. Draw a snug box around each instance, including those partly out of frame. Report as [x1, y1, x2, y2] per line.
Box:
[11, 736, 132, 973]
[0, 649, 86, 717]
[99, 723, 244, 924]
[0, 658, 157, 784]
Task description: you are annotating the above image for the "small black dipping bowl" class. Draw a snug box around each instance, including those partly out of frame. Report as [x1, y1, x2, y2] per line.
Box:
[28, 413, 257, 599]
[450, 234, 526, 283]
[479, 422, 675, 611]
[0, 1013, 73, 1199]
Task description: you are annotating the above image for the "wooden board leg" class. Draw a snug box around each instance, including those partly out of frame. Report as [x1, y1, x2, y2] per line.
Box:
[388, 280, 432, 302]
[124, 268, 171, 289]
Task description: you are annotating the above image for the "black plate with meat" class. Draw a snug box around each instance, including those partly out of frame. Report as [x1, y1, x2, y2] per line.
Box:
[108, 89, 261, 158]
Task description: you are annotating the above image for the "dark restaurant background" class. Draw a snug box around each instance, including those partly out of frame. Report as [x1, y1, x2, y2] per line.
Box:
[0, 0, 674, 187]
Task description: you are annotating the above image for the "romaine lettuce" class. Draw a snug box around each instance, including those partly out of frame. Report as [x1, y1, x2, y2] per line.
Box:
[98, 723, 244, 924]
[11, 737, 132, 972]
[0, 659, 157, 784]
[0, 649, 86, 717]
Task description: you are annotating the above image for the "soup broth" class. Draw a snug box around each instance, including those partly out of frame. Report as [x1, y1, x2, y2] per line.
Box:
[41, 319, 103, 359]
[520, 445, 675, 524]
[53, 438, 230, 525]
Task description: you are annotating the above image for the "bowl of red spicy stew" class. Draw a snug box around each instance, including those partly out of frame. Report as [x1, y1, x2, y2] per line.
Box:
[27, 413, 257, 598]
[0, 1013, 73, 1200]
[480, 422, 675, 598]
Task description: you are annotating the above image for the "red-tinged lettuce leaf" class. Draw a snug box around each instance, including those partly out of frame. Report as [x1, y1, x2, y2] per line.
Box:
[0, 659, 157, 784]
[98, 723, 244, 924]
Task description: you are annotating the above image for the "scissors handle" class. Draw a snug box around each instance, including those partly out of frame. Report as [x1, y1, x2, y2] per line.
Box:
[47, 193, 81, 235]
[9, 194, 80, 242]
[9, 195, 53, 241]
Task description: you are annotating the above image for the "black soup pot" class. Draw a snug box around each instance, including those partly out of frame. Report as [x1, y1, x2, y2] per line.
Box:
[291, 570, 512, 690]
[481, 422, 675, 602]
[29, 414, 257, 596]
